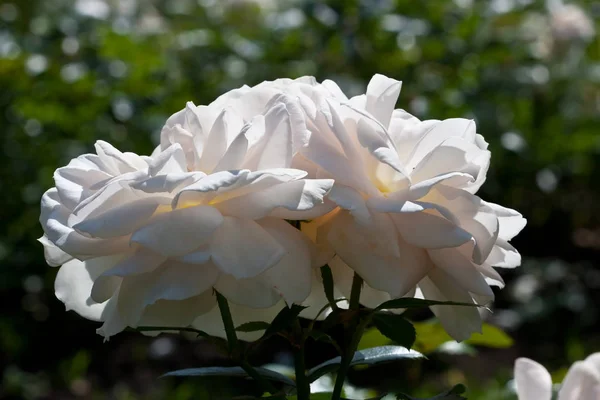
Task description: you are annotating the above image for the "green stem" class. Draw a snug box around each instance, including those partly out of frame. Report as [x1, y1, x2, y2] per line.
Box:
[293, 344, 310, 400]
[349, 272, 363, 310]
[216, 291, 279, 396]
[332, 273, 364, 400]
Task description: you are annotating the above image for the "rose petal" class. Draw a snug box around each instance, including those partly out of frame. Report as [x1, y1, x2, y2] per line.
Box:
[514, 358, 553, 400]
[210, 216, 285, 279]
[131, 205, 223, 257]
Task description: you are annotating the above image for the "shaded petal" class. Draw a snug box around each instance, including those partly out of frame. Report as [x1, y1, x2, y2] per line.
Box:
[428, 246, 494, 297]
[117, 260, 220, 326]
[418, 268, 482, 341]
[38, 235, 73, 266]
[55, 256, 122, 321]
[74, 197, 171, 238]
[131, 206, 223, 257]
[514, 358, 553, 400]
[210, 217, 285, 279]
[327, 211, 430, 298]
[137, 290, 217, 329]
[392, 210, 472, 249]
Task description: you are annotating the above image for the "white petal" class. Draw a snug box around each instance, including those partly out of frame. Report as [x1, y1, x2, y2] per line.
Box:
[210, 217, 285, 279]
[74, 197, 170, 238]
[131, 205, 224, 257]
[173, 169, 305, 208]
[95, 141, 141, 174]
[327, 184, 371, 226]
[137, 290, 217, 329]
[484, 201, 527, 241]
[117, 260, 220, 326]
[258, 218, 313, 304]
[418, 268, 482, 341]
[327, 211, 430, 298]
[356, 118, 408, 178]
[131, 172, 204, 194]
[55, 256, 122, 321]
[514, 358, 553, 400]
[364, 74, 402, 128]
[101, 247, 167, 277]
[198, 108, 243, 172]
[54, 166, 112, 210]
[558, 361, 600, 400]
[38, 235, 73, 266]
[428, 246, 494, 297]
[148, 143, 187, 176]
[486, 239, 522, 268]
[405, 118, 477, 168]
[212, 124, 251, 172]
[392, 210, 472, 249]
[432, 186, 499, 264]
[215, 178, 333, 220]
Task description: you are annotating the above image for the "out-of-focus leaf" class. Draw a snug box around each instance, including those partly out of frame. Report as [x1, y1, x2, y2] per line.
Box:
[373, 313, 416, 350]
[357, 328, 390, 351]
[307, 346, 424, 383]
[161, 366, 296, 387]
[413, 322, 513, 354]
[466, 324, 514, 348]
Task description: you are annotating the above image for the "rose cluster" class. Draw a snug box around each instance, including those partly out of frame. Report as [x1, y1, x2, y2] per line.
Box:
[39, 75, 525, 341]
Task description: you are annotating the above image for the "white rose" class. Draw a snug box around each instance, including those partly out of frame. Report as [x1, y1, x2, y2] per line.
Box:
[301, 74, 526, 340]
[514, 354, 600, 400]
[40, 87, 334, 339]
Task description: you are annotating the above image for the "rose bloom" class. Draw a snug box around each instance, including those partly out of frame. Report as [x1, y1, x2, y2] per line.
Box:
[39, 88, 334, 339]
[514, 354, 600, 400]
[298, 74, 526, 340]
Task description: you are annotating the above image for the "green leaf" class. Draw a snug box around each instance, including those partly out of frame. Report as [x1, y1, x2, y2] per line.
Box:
[357, 328, 391, 351]
[373, 313, 416, 350]
[413, 321, 513, 354]
[263, 304, 307, 337]
[236, 321, 271, 333]
[161, 366, 296, 387]
[320, 265, 337, 309]
[465, 324, 514, 348]
[307, 346, 424, 383]
[376, 298, 486, 312]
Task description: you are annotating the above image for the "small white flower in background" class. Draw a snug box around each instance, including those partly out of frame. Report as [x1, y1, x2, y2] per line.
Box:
[549, 1, 595, 43]
[514, 354, 600, 400]
[300, 74, 526, 341]
[39, 81, 335, 339]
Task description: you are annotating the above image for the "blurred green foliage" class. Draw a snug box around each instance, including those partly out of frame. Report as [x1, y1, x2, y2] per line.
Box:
[1, 0, 599, 399]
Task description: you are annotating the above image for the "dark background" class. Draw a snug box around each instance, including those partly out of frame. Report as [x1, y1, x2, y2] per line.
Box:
[1, 0, 599, 398]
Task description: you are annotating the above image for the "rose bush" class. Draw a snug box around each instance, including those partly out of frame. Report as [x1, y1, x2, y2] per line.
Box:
[514, 353, 600, 399]
[39, 88, 335, 339]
